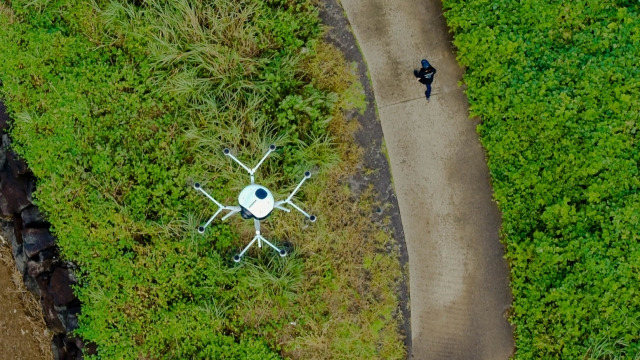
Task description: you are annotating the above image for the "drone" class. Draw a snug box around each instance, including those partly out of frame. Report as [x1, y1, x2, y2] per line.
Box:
[193, 145, 316, 262]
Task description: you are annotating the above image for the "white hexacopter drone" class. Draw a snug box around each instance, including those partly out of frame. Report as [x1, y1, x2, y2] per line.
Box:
[193, 145, 316, 262]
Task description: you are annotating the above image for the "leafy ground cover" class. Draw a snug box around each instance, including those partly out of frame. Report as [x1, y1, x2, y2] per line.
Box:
[442, 0, 640, 358]
[0, 0, 404, 358]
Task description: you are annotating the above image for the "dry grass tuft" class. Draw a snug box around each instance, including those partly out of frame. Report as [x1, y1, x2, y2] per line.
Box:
[0, 3, 14, 24]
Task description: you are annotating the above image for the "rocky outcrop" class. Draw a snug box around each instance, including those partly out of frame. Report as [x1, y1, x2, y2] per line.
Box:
[0, 100, 92, 359]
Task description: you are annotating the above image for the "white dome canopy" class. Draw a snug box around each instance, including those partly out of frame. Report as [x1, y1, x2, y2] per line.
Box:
[238, 184, 274, 219]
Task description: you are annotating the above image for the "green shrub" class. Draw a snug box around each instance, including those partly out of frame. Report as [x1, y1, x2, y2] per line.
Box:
[443, 0, 640, 358]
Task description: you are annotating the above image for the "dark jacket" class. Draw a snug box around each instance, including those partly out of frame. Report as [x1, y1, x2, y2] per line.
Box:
[414, 66, 436, 85]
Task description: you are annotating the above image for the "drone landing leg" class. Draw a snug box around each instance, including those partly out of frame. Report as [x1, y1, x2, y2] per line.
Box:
[259, 235, 287, 257]
[234, 235, 260, 263]
[232, 219, 287, 262]
[254, 219, 263, 248]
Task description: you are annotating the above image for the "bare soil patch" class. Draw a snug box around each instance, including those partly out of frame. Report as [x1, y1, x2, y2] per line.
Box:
[0, 232, 52, 359]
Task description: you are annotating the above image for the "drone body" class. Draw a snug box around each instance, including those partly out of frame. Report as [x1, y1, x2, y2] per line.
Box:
[194, 145, 315, 262]
[238, 184, 274, 220]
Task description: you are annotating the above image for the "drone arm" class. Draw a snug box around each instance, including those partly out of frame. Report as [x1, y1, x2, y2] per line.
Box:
[202, 208, 224, 229]
[221, 206, 241, 220]
[251, 145, 276, 174]
[258, 235, 284, 253]
[274, 206, 291, 213]
[236, 235, 260, 259]
[285, 171, 311, 202]
[275, 199, 315, 221]
[287, 200, 313, 220]
[198, 206, 230, 233]
[196, 186, 224, 208]
[194, 183, 239, 232]
[274, 201, 291, 212]
[273, 172, 316, 221]
[224, 151, 252, 174]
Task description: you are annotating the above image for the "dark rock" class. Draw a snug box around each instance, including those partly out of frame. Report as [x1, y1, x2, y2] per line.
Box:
[84, 341, 98, 355]
[23, 272, 41, 297]
[27, 258, 53, 277]
[36, 274, 51, 300]
[66, 267, 78, 284]
[0, 198, 7, 218]
[72, 336, 84, 350]
[66, 306, 81, 332]
[26, 260, 43, 277]
[13, 246, 27, 274]
[51, 334, 66, 360]
[0, 144, 6, 171]
[1, 134, 10, 148]
[0, 114, 86, 358]
[38, 247, 57, 262]
[22, 228, 56, 258]
[6, 151, 29, 177]
[49, 267, 77, 306]
[0, 221, 20, 256]
[54, 304, 69, 333]
[25, 176, 36, 203]
[0, 100, 8, 132]
[42, 295, 66, 334]
[0, 171, 32, 216]
[12, 213, 23, 237]
[64, 336, 83, 360]
[1, 134, 10, 172]
[21, 205, 47, 228]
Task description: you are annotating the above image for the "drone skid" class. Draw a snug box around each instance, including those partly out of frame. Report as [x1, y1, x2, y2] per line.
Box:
[233, 219, 286, 262]
[194, 144, 316, 262]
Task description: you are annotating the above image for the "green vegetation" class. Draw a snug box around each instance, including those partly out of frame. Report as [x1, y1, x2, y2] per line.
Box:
[0, 0, 404, 358]
[442, 0, 640, 358]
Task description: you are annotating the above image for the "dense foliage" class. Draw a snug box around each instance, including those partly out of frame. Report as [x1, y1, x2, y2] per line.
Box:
[0, 0, 404, 358]
[442, 0, 640, 358]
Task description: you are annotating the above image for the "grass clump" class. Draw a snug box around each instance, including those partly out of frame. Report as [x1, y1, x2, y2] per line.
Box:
[443, 0, 640, 358]
[0, 0, 404, 358]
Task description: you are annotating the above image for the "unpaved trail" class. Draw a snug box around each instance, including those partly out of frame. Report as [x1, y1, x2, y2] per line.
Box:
[0, 243, 51, 359]
[337, 0, 515, 358]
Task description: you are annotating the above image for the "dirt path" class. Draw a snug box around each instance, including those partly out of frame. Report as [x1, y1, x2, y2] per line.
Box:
[0, 238, 51, 359]
[337, 0, 514, 358]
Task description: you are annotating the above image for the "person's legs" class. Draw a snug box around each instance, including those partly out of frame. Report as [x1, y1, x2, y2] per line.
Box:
[425, 83, 432, 99]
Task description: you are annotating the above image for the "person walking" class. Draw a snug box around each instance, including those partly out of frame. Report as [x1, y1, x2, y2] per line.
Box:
[414, 59, 436, 100]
